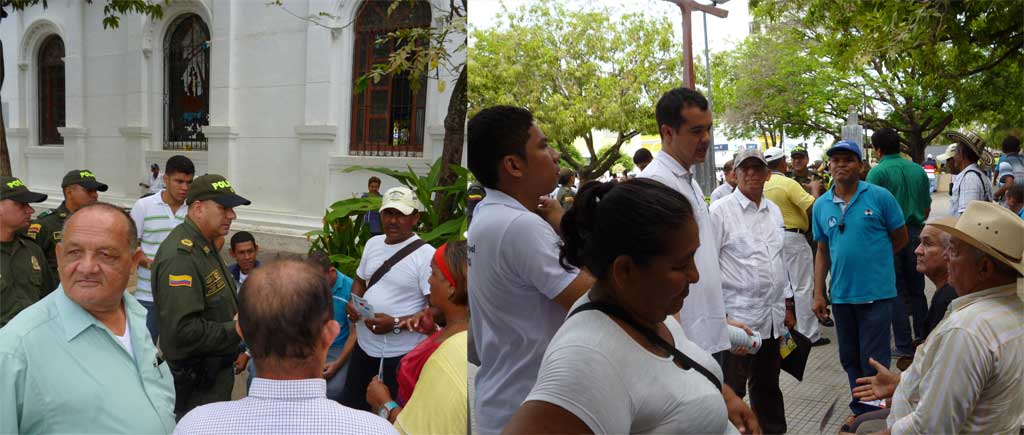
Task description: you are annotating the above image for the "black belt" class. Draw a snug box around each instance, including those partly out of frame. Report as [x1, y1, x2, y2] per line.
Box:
[785, 228, 807, 235]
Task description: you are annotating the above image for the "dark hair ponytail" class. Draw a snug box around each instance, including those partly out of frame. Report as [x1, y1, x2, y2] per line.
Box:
[559, 178, 696, 280]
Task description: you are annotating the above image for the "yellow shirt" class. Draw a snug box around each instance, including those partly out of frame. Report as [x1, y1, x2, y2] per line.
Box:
[395, 331, 468, 435]
[763, 172, 815, 231]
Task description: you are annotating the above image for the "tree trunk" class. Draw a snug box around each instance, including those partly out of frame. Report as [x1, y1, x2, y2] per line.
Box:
[434, 65, 467, 225]
[0, 38, 10, 177]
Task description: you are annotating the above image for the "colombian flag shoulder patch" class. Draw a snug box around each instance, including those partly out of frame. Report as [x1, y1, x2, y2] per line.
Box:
[168, 275, 193, 287]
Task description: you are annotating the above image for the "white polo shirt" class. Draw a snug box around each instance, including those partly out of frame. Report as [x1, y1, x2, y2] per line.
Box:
[355, 235, 433, 358]
[129, 191, 187, 302]
[468, 188, 579, 435]
[638, 151, 730, 354]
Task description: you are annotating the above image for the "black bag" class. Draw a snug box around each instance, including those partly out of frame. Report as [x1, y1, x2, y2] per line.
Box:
[780, 329, 812, 381]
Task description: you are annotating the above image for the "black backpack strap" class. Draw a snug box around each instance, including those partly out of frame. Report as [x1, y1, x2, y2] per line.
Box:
[966, 168, 993, 201]
[569, 301, 722, 391]
[366, 239, 428, 289]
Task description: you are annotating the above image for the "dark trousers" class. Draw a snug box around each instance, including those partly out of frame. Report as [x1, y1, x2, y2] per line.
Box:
[340, 344, 403, 412]
[891, 225, 928, 356]
[723, 336, 786, 434]
[833, 299, 893, 415]
[138, 300, 159, 346]
[171, 365, 234, 421]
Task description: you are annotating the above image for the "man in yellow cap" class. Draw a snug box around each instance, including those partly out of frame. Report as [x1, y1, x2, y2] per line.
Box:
[152, 174, 250, 419]
[0, 176, 55, 326]
[29, 169, 108, 286]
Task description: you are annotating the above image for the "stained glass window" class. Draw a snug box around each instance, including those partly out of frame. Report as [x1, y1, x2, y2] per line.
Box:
[165, 14, 210, 151]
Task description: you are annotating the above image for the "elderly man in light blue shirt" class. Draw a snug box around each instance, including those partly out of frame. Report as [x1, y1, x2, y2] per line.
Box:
[0, 202, 175, 434]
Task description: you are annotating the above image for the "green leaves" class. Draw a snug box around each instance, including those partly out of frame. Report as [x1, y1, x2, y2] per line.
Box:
[742, 0, 1022, 159]
[469, 3, 677, 180]
[312, 157, 468, 275]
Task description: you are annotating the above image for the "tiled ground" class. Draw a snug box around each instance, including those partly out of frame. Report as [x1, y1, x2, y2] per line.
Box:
[469, 193, 951, 434]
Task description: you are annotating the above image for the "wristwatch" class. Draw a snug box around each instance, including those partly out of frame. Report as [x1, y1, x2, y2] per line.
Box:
[378, 400, 399, 418]
[392, 316, 401, 334]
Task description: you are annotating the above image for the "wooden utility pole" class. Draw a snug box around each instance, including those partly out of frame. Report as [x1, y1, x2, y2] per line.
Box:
[667, 0, 728, 89]
[664, 0, 728, 193]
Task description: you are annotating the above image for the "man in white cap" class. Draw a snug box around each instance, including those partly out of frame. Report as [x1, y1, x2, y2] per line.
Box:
[850, 201, 1024, 435]
[763, 147, 828, 346]
[341, 186, 434, 413]
[710, 148, 795, 434]
[939, 130, 994, 216]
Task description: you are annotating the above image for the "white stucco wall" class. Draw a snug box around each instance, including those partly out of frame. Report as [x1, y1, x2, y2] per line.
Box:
[1, 0, 465, 239]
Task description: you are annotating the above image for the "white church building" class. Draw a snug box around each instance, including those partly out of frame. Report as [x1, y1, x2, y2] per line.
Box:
[1, 0, 463, 248]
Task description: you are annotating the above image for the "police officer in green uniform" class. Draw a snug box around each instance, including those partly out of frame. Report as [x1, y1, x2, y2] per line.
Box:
[28, 169, 108, 287]
[1, 177, 56, 327]
[151, 174, 250, 419]
[786, 146, 826, 191]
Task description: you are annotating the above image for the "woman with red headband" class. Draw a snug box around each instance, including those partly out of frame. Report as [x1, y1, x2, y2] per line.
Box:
[367, 240, 468, 434]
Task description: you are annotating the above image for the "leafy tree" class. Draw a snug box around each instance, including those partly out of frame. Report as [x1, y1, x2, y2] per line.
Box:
[469, 3, 681, 181]
[752, 0, 1023, 161]
[0, 0, 165, 176]
[712, 27, 860, 147]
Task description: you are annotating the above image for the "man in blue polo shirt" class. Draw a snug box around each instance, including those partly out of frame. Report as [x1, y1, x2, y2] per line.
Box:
[811, 140, 908, 419]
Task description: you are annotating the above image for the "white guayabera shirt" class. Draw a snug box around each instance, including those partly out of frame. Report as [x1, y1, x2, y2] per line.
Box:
[710, 190, 792, 339]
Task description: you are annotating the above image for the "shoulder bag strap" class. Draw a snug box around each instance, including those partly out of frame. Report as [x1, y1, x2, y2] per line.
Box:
[366, 239, 428, 290]
[569, 301, 722, 391]
[967, 168, 993, 201]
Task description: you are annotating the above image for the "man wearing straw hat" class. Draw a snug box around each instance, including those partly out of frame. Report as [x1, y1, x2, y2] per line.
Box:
[851, 201, 1024, 435]
[938, 131, 994, 216]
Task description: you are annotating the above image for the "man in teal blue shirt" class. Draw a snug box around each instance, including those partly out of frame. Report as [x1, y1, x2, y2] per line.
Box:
[0, 203, 175, 434]
[866, 128, 931, 359]
[309, 250, 357, 402]
[811, 140, 908, 418]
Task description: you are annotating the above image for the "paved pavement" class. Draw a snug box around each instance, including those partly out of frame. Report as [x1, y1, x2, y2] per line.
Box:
[469, 192, 952, 434]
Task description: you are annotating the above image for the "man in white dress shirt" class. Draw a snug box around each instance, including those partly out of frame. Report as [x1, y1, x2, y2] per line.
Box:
[711, 148, 795, 434]
[639, 87, 731, 361]
[710, 158, 736, 205]
[174, 260, 397, 435]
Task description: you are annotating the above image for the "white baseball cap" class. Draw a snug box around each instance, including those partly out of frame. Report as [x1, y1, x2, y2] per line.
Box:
[764, 147, 786, 162]
[380, 186, 422, 215]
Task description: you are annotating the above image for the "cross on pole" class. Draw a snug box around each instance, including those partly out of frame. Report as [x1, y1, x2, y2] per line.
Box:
[664, 0, 729, 193]
[665, 0, 728, 89]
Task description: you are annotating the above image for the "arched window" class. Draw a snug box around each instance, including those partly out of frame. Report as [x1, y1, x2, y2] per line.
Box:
[164, 14, 210, 151]
[38, 35, 65, 146]
[351, 1, 431, 156]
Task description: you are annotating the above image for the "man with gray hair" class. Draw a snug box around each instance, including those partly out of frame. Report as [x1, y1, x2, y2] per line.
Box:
[912, 224, 957, 339]
[174, 260, 397, 435]
[852, 201, 1024, 435]
[0, 202, 176, 434]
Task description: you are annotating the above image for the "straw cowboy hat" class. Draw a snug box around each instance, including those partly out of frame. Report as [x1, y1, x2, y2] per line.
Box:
[943, 130, 994, 168]
[931, 201, 1024, 276]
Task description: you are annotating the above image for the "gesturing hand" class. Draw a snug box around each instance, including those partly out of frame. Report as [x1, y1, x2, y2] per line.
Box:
[853, 358, 900, 401]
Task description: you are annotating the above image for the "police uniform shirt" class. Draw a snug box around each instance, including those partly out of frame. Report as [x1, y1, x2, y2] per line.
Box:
[1, 235, 56, 327]
[151, 218, 239, 362]
[26, 202, 70, 288]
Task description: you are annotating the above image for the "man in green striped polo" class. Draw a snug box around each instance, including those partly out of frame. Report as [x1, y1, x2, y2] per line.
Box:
[129, 155, 195, 344]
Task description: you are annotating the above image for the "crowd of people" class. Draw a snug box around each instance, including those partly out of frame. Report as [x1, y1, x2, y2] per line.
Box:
[1, 82, 1021, 435]
[466, 87, 1023, 435]
[0, 158, 468, 434]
